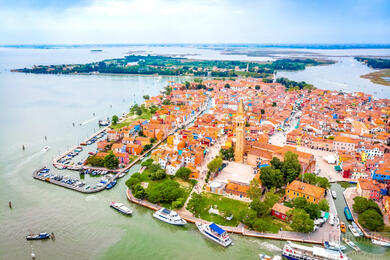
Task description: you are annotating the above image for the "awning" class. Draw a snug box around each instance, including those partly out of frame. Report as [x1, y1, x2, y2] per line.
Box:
[334, 165, 342, 172]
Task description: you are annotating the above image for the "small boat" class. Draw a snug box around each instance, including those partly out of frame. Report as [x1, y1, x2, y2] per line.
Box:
[118, 172, 126, 178]
[372, 239, 390, 247]
[331, 190, 337, 199]
[324, 241, 346, 251]
[344, 207, 353, 221]
[84, 185, 90, 190]
[26, 232, 50, 240]
[110, 202, 132, 215]
[259, 254, 282, 260]
[352, 221, 364, 237]
[43, 146, 50, 152]
[196, 222, 232, 247]
[283, 241, 349, 260]
[340, 221, 346, 233]
[106, 180, 117, 189]
[153, 208, 187, 226]
[343, 237, 360, 252]
[348, 224, 360, 237]
[98, 119, 110, 127]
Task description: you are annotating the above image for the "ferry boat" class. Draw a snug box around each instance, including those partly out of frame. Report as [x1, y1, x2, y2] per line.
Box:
[340, 221, 346, 233]
[372, 239, 390, 247]
[196, 222, 232, 247]
[258, 254, 282, 260]
[344, 207, 353, 221]
[348, 224, 360, 237]
[324, 241, 346, 251]
[153, 208, 187, 226]
[331, 190, 337, 199]
[352, 221, 364, 237]
[342, 237, 360, 252]
[110, 202, 132, 215]
[282, 241, 348, 260]
[26, 232, 50, 240]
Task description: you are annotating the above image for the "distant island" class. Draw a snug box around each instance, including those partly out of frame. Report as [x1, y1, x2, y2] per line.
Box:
[11, 55, 334, 79]
[355, 57, 390, 86]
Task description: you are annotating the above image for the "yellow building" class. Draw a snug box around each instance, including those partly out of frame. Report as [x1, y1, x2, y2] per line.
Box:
[234, 100, 245, 163]
[286, 180, 325, 203]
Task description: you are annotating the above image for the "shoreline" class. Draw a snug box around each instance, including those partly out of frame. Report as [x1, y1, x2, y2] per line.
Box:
[360, 69, 390, 87]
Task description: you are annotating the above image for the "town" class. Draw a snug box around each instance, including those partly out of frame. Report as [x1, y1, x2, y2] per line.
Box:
[34, 77, 390, 259]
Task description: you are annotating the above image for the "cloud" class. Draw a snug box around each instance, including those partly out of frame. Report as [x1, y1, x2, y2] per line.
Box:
[0, 0, 389, 44]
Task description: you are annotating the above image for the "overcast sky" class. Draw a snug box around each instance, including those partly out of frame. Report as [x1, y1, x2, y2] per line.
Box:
[0, 0, 389, 44]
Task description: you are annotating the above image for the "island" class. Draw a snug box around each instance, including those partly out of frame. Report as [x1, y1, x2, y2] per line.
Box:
[12, 54, 334, 80]
[355, 57, 390, 86]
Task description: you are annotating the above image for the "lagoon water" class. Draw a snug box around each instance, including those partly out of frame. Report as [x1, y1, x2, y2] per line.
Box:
[0, 46, 389, 260]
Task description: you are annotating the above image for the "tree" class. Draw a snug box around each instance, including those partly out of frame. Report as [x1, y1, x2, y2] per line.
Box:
[172, 197, 185, 209]
[250, 198, 271, 217]
[353, 196, 382, 215]
[304, 203, 321, 219]
[142, 144, 153, 153]
[133, 184, 147, 199]
[260, 166, 284, 189]
[138, 130, 145, 137]
[318, 199, 330, 212]
[316, 177, 330, 189]
[104, 152, 119, 169]
[358, 209, 384, 231]
[112, 115, 119, 125]
[176, 167, 192, 180]
[300, 173, 317, 185]
[186, 193, 204, 217]
[148, 163, 162, 173]
[270, 157, 283, 170]
[184, 81, 190, 89]
[126, 174, 140, 189]
[146, 180, 185, 204]
[220, 147, 234, 160]
[86, 155, 104, 167]
[162, 99, 171, 105]
[224, 83, 231, 88]
[260, 109, 265, 114]
[253, 218, 269, 232]
[290, 209, 314, 233]
[141, 158, 154, 167]
[207, 156, 223, 173]
[293, 197, 308, 209]
[239, 208, 257, 228]
[150, 137, 157, 143]
[255, 85, 260, 90]
[150, 169, 166, 180]
[272, 102, 277, 107]
[247, 179, 262, 200]
[281, 152, 301, 183]
[143, 95, 150, 100]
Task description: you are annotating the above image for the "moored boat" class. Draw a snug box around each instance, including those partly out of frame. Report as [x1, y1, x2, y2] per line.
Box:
[196, 222, 232, 247]
[324, 241, 346, 251]
[282, 241, 348, 260]
[153, 208, 187, 226]
[342, 237, 360, 252]
[344, 207, 353, 221]
[348, 224, 360, 237]
[118, 172, 125, 178]
[106, 179, 117, 189]
[352, 221, 364, 237]
[258, 254, 282, 260]
[372, 238, 390, 247]
[26, 232, 50, 240]
[110, 202, 132, 215]
[331, 190, 337, 199]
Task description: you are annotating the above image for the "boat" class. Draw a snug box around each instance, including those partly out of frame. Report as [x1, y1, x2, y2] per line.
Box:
[340, 221, 346, 233]
[26, 232, 50, 240]
[324, 241, 346, 251]
[331, 190, 337, 199]
[348, 224, 360, 237]
[342, 237, 360, 252]
[344, 207, 353, 221]
[43, 146, 50, 152]
[196, 222, 232, 247]
[282, 241, 349, 260]
[258, 254, 282, 260]
[118, 172, 125, 178]
[98, 119, 110, 127]
[153, 208, 187, 226]
[110, 202, 132, 215]
[352, 221, 364, 237]
[372, 239, 390, 247]
[106, 180, 117, 189]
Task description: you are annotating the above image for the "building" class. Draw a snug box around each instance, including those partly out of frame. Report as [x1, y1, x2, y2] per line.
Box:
[332, 136, 357, 153]
[225, 180, 249, 198]
[356, 178, 381, 201]
[382, 196, 390, 218]
[234, 100, 245, 163]
[271, 203, 292, 222]
[285, 180, 325, 203]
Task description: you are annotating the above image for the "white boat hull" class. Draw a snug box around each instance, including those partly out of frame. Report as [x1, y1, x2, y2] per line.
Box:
[196, 223, 232, 247]
[153, 212, 186, 226]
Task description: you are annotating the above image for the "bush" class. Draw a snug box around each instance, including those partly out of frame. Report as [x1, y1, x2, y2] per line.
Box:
[141, 158, 154, 167]
[358, 209, 384, 231]
[186, 193, 205, 217]
[318, 199, 330, 211]
[172, 198, 185, 209]
[133, 184, 147, 199]
[86, 155, 104, 167]
[104, 152, 119, 169]
[146, 180, 185, 204]
[253, 218, 270, 232]
[126, 176, 140, 189]
[176, 167, 192, 180]
[150, 169, 166, 180]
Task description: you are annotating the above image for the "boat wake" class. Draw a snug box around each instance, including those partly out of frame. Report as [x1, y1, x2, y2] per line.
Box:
[42, 146, 50, 152]
[81, 117, 96, 125]
[321, 79, 348, 87]
[85, 195, 99, 201]
[256, 241, 282, 252]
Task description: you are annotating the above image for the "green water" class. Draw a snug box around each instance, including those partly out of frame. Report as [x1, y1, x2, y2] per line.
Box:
[0, 46, 389, 259]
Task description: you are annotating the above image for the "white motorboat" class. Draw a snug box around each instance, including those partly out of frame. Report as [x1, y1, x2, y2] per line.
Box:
[196, 222, 232, 247]
[153, 208, 186, 226]
[372, 239, 390, 247]
[331, 190, 337, 199]
[348, 224, 361, 237]
[324, 241, 346, 251]
[283, 241, 349, 260]
[259, 254, 282, 260]
[118, 172, 126, 178]
[343, 237, 360, 252]
[110, 202, 132, 215]
[352, 221, 364, 237]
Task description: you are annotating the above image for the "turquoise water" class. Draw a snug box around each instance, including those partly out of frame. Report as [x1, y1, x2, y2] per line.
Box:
[0, 46, 389, 260]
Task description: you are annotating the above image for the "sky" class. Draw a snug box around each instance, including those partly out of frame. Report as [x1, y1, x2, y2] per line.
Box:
[0, 0, 389, 44]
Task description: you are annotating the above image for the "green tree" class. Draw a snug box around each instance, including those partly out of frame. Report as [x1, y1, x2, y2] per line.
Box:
[112, 115, 119, 125]
[290, 209, 314, 233]
[220, 147, 234, 160]
[150, 137, 157, 143]
[281, 151, 301, 183]
[318, 199, 330, 212]
[148, 163, 162, 173]
[186, 193, 205, 217]
[358, 209, 384, 231]
[272, 102, 277, 107]
[141, 158, 154, 167]
[247, 179, 262, 200]
[300, 173, 317, 185]
[260, 166, 284, 189]
[293, 197, 308, 209]
[138, 130, 146, 137]
[150, 169, 166, 180]
[250, 198, 271, 217]
[162, 99, 171, 105]
[172, 197, 185, 209]
[207, 156, 223, 173]
[143, 95, 150, 100]
[184, 81, 190, 89]
[125, 175, 140, 189]
[255, 85, 260, 90]
[224, 83, 231, 88]
[353, 196, 382, 215]
[316, 177, 330, 189]
[261, 109, 265, 114]
[104, 152, 119, 169]
[239, 208, 257, 228]
[143, 144, 153, 153]
[176, 167, 192, 180]
[253, 218, 269, 232]
[146, 180, 184, 204]
[133, 184, 147, 199]
[86, 155, 105, 167]
[304, 203, 321, 219]
[270, 157, 283, 170]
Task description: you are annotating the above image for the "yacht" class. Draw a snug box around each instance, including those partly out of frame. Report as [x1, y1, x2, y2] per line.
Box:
[282, 241, 349, 260]
[331, 190, 337, 199]
[153, 208, 187, 226]
[196, 222, 232, 247]
[372, 239, 390, 247]
[110, 202, 132, 215]
[348, 224, 361, 237]
[342, 238, 360, 252]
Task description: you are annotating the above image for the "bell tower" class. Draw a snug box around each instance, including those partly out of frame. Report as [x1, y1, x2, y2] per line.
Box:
[235, 100, 245, 163]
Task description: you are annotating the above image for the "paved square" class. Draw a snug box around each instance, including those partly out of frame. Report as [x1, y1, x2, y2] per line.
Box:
[214, 162, 255, 184]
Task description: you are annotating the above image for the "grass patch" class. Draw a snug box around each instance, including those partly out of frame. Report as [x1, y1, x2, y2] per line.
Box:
[361, 69, 390, 86]
[196, 192, 249, 227]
